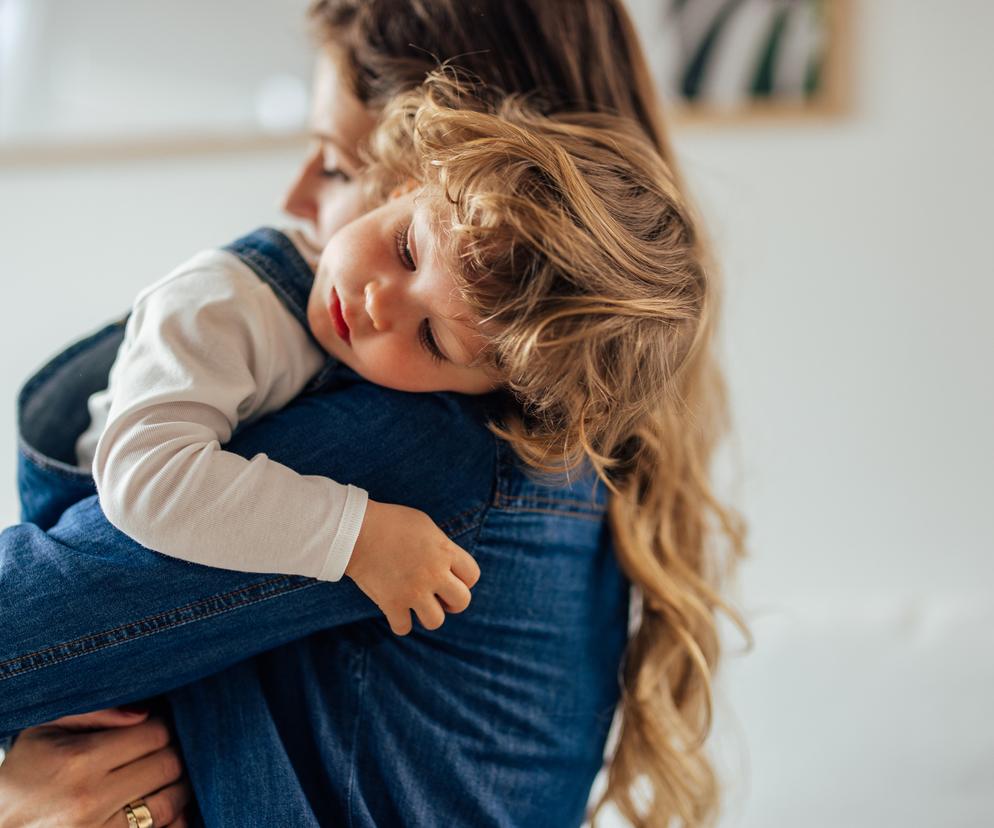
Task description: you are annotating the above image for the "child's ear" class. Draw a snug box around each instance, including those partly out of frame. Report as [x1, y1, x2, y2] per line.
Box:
[388, 178, 418, 200]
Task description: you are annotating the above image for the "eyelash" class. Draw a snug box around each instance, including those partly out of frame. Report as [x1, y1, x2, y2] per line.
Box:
[419, 319, 445, 364]
[321, 167, 351, 183]
[394, 223, 416, 270]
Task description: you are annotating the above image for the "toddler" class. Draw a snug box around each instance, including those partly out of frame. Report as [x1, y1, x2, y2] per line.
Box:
[77, 71, 678, 638]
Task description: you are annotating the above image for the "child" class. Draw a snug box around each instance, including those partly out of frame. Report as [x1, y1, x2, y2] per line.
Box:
[75, 204, 485, 638]
[76, 71, 709, 655]
[70, 75, 495, 638]
[74, 117, 502, 636]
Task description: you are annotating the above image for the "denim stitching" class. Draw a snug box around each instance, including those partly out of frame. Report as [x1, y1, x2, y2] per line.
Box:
[223, 229, 318, 346]
[491, 504, 604, 522]
[0, 576, 319, 681]
[490, 439, 605, 516]
[18, 437, 95, 482]
[466, 433, 501, 551]
[461, 436, 507, 557]
[493, 490, 604, 515]
[237, 248, 303, 320]
[495, 491, 605, 510]
[493, 438, 515, 503]
[17, 320, 127, 468]
[345, 644, 368, 828]
[438, 505, 484, 538]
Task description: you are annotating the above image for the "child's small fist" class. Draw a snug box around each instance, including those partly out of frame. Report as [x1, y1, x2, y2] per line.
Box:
[345, 499, 481, 635]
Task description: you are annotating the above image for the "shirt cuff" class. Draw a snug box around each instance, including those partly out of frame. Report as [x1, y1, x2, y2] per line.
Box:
[319, 484, 369, 582]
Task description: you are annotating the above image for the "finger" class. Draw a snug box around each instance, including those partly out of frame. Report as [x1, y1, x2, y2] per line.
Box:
[436, 574, 472, 614]
[86, 716, 173, 771]
[164, 816, 191, 828]
[450, 550, 481, 589]
[144, 779, 191, 828]
[144, 779, 192, 828]
[102, 747, 184, 821]
[414, 596, 446, 631]
[388, 608, 412, 636]
[102, 779, 191, 828]
[46, 707, 149, 731]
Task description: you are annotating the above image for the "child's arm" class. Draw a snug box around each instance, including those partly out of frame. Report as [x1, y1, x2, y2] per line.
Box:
[93, 251, 477, 632]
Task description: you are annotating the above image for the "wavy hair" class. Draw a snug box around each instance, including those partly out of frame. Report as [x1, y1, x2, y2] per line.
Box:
[363, 72, 751, 827]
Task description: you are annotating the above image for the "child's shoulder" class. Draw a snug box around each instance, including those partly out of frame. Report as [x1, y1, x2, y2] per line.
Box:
[132, 246, 266, 311]
[134, 226, 316, 313]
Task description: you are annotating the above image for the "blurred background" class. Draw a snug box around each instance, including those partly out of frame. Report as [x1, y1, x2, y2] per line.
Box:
[1, 1, 992, 825]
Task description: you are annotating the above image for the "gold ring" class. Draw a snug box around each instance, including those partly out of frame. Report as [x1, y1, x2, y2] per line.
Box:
[125, 800, 155, 828]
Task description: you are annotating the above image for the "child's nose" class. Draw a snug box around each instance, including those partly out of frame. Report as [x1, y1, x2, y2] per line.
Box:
[363, 280, 400, 332]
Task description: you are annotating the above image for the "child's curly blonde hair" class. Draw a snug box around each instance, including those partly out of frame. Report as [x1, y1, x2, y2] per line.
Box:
[366, 71, 750, 828]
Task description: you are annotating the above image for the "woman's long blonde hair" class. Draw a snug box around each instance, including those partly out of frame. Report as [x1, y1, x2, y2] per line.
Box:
[313, 0, 750, 822]
[365, 72, 750, 827]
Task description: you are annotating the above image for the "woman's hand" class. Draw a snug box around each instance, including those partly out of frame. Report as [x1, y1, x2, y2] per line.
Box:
[0, 707, 191, 828]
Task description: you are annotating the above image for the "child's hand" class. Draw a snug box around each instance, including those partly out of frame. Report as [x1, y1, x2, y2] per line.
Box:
[345, 499, 481, 635]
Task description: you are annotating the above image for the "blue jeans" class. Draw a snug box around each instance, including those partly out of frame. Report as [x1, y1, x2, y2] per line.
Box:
[0, 233, 629, 826]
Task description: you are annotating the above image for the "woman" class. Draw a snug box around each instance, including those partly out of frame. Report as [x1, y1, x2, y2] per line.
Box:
[0, 2, 746, 826]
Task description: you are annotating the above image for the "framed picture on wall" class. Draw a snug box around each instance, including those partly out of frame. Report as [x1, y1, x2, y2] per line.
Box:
[653, 0, 853, 123]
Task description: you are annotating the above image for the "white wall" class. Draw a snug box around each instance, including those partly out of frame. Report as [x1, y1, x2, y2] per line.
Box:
[657, 1, 994, 825]
[1, 1, 992, 825]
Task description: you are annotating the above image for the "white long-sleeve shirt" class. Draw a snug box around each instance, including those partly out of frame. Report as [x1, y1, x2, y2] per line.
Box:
[75, 243, 368, 582]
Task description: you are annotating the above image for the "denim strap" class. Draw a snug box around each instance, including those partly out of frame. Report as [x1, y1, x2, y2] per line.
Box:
[222, 228, 321, 350]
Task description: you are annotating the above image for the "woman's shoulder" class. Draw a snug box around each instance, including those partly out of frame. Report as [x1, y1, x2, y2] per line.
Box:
[490, 438, 608, 522]
[478, 441, 614, 595]
[228, 377, 502, 540]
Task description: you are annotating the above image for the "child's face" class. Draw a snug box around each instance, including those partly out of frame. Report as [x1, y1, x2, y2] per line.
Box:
[307, 189, 499, 395]
[282, 52, 375, 246]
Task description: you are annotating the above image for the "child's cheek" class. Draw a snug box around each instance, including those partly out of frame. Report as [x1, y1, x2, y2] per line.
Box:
[358, 338, 432, 392]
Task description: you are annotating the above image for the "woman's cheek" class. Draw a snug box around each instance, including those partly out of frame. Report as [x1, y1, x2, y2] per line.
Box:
[318, 187, 368, 244]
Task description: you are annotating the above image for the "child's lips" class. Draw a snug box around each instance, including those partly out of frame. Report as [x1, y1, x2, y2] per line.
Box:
[329, 287, 351, 345]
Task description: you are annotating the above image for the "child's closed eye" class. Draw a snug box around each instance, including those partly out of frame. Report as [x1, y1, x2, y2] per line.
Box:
[321, 167, 351, 182]
[394, 223, 416, 271]
[419, 319, 446, 364]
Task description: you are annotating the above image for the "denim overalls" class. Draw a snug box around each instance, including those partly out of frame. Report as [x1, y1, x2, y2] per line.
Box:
[0, 229, 630, 827]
